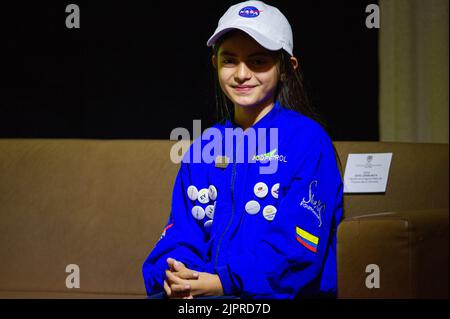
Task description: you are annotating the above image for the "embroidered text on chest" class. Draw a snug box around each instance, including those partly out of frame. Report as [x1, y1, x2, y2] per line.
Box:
[300, 180, 326, 227]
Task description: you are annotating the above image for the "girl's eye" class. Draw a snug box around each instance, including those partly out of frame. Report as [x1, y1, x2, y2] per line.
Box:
[221, 58, 235, 65]
[251, 59, 267, 66]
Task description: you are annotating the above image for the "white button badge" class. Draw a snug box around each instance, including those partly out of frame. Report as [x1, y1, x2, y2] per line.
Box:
[208, 185, 218, 201]
[271, 183, 280, 199]
[198, 188, 210, 204]
[263, 205, 277, 221]
[187, 185, 198, 201]
[205, 204, 215, 219]
[254, 182, 268, 198]
[204, 219, 213, 230]
[245, 200, 260, 215]
[192, 206, 205, 220]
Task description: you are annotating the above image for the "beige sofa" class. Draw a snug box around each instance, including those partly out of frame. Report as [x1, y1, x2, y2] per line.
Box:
[0, 139, 447, 298]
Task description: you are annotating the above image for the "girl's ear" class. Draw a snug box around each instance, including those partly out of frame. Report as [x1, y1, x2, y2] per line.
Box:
[290, 56, 299, 70]
[211, 54, 217, 69]
[280, 56, 299, 81]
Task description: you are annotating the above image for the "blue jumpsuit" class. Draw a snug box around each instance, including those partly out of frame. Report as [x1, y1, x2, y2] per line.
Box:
[142, 101, 343, 299]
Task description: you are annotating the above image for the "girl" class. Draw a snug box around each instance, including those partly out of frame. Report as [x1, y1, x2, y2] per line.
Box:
[142, 0, 343, 299]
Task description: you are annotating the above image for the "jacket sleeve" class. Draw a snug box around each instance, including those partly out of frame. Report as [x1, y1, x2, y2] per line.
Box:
[142, 158, 209, 295]
[215, 136, 344, 299]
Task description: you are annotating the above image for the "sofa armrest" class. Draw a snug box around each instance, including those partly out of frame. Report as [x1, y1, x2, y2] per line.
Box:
[337, 209, 448, 299]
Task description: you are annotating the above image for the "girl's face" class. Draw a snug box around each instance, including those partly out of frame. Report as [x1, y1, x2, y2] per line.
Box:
[213, 31, 280, 109]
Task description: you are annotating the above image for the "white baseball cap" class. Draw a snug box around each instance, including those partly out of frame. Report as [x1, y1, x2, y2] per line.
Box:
[206, 1, 294, 56]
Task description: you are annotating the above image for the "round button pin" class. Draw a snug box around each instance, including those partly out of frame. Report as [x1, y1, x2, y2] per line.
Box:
[208, 185, 218, 201]
[205, 204, 215, 219]
[198, 188, 210, 204]
[245, 200, 260, 215]
[271, 183, 280, 199]
[254, 182, 268, 198]
[187, 185, 198, 201]
[204, 219, 213, 230]
[263, 205, 277, 221]
[191, 206, 205, 220]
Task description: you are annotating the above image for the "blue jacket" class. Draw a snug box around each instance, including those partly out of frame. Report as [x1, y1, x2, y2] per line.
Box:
[142, 101, 343, 299]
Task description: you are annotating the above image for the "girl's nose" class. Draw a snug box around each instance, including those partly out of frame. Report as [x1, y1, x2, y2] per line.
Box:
[235, 62, 251, 82]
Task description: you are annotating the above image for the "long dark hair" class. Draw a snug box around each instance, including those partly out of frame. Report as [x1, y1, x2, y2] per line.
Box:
[210, 31, 342, 173]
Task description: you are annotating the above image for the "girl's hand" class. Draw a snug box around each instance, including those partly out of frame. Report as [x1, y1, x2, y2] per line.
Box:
[165, 269, 224, 298]
[163, 277, 193, 299]
[164, 258, 197, 299]
[167, 258, 199, 280]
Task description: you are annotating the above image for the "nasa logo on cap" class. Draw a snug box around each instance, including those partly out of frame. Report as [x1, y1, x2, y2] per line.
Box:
[239, 6, 260, 18]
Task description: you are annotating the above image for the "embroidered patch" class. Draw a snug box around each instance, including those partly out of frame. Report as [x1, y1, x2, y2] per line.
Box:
[299, 180, 325, 227]
[296, 226, 319, 253]
[252, 148, 288, 163]
[239, 6, 260, 18]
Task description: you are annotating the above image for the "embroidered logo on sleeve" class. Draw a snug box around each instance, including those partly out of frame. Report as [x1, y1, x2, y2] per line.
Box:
[300, 180, 326, 227]
[296, 226, 319, 253]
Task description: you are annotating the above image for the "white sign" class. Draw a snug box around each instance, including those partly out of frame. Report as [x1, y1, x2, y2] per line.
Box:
[343, 153, 393, 193]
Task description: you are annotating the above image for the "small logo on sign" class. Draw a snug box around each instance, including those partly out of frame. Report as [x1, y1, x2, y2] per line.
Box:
[365, 155, 373, 168]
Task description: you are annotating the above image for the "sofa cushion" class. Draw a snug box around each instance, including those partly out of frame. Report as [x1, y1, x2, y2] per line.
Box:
[0, 139, 179, 295]
[337, 208, 448, 298]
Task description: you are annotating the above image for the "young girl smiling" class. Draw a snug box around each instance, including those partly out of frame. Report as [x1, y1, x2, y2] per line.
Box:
[143, 1, 343, 299]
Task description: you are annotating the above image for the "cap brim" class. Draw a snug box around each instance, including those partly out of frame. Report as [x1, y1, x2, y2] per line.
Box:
[206, 26, 282, 53]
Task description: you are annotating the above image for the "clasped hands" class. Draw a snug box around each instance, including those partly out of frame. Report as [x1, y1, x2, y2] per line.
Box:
[164, 258, 224, 299]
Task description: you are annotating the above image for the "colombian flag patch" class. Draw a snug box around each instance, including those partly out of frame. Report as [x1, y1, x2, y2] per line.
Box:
[296, 226, 319, 253]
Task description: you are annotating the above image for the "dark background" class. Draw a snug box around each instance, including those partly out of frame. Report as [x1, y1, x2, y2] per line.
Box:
[1, 1, 379, 140]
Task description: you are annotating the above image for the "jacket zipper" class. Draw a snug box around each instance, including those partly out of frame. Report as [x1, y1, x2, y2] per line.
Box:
[214, 160, 236, 269]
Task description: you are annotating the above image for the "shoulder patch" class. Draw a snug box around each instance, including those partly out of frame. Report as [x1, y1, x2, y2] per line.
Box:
[296, 226, 319, 253]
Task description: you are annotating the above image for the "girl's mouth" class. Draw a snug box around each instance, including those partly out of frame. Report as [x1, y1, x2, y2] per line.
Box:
[233, 85, 256, 93]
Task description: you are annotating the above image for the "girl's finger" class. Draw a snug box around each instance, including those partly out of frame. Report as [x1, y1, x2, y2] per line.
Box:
[167, 258, 186, 271]
[173, 259, 186, 271]
[165, 270, 177, 285]
[171, 283, 191, 293]
[174, 269, 199, 280]
[163, 280, 172, 297]
[166, 258, 176, 271]
[166, 269, 186, 285]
